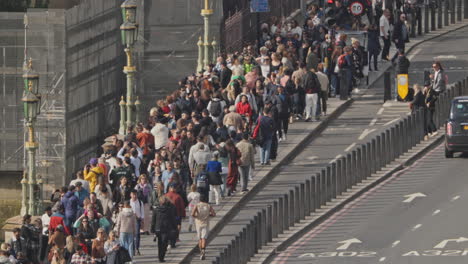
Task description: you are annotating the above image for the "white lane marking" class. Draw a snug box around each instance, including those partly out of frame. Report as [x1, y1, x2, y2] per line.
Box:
[358, 128, 376, 140]
[369, 118, 378, 126]
[407, 48, 422, 60]
[392, 240, 401, 247]
[451, 195, 460, 201]
[377, 107, 385, 115]
[434, 55, 457, 60]
[330, 154, 343, 164]
[307, 156, 318, 160]
[345, 143, 356, 152]
[379, 257, 386, 262]
[434, 237, 468, 249]
[383, 118, 400, 126]
[412, 224, 422, 230]
[402, 192, 426, 203]
[336, 238, 362, 250]
[432, 209, 441, 215]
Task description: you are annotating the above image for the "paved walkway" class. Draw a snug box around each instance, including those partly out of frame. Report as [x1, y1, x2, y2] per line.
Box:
[133, 17, 468, 264]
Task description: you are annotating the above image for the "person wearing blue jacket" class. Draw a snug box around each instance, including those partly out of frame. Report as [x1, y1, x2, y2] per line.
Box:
[61, 185, 81, 231]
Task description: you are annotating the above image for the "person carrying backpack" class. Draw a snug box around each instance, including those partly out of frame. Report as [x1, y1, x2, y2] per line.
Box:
[207, 92, 226, 123]
[195, 164, 210, 200]
[134, 174, 152, 234]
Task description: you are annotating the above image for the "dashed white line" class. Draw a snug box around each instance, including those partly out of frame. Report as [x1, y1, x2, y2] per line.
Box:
[432, 209, 441, 215]
[451, 195, 460, 201]
[377, 107, 385, 115]
[383, 118, 400, 126]
[358, 128, 376, 140]
[369, 118, 378, 126]
[345, 143, 356, 152]
[392, 240, 400, 247]
[408, 48, 422, 60]
[412, 224, 422, 230]
[379, 257, 387, 262]
[330, 154, 343, 164]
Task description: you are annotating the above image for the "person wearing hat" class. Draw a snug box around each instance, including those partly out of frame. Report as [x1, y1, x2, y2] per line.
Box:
[84, 158, 104, 193]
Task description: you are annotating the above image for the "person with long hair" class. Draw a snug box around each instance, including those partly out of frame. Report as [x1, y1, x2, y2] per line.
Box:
[91, 228, 106, 264]
[135, 174, 152, 233]
[225, 139, 242, 196]
[104, 231, 120, 264]
[330, 46, 343, 97]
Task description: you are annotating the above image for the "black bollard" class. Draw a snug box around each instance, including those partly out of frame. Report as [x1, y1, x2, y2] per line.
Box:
[384, 71, 392, 102]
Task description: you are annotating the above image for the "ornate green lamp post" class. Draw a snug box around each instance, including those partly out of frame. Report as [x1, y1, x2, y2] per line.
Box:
[22, 58, 42, 216]
[119, 0, 139, 134]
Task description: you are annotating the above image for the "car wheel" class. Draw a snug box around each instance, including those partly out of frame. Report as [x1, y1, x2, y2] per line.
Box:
[445, 147, 454, 158]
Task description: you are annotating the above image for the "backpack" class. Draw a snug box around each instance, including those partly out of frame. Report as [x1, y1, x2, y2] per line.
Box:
[338, 54, 347, 69]
[209, 100, 222, 117]
[136, 186, 148, 203]
[196, 172, 209, 189]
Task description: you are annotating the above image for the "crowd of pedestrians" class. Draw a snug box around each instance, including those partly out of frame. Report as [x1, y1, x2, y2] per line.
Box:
[0, 1, 434, 264]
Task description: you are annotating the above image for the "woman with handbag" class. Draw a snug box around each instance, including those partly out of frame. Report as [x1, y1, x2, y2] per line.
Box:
[191, 194, 216, 260]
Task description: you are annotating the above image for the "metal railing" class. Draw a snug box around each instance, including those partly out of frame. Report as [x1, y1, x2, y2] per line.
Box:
[214, 77, 468, 263]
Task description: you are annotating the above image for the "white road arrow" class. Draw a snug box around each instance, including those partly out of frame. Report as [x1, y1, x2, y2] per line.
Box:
[336, 238, 362, 250]
[434, 237, 468, 249]
[402, 193, 426, 203]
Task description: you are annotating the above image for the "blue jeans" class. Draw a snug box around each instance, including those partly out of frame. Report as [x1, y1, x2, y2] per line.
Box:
[134, 218, 142, 252]
[260, 138, 272, 164]
[119, 232, 134, 257]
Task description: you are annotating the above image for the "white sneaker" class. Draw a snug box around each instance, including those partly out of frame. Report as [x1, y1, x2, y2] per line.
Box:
[283, 134, 287, 141]
[432, 131, 438, 136]
[278, 137, 283, 142]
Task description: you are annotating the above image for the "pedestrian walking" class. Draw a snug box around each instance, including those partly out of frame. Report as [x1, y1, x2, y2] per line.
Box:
[302, 66, 321, 121]
[115, 201, 136, 258]
[91, 228, 106, 264]
[316, 63, 329, 116]
[225, 139, 242, 195]
[391, 13, 409, 63]
[187, 184, 200, 232]
[191, 194, 216, 261]
[206, 152, 223, 204]
[165, 183, 186, 248]
[151, 196, 177, 263]
[367, 24, 381, 72]
[195, 164, 210, 200]
[129, 190, 144, 256]
[236, 133, 255, 193]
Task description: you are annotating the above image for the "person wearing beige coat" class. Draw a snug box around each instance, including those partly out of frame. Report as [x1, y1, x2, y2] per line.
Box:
[236, 133, 256, 193]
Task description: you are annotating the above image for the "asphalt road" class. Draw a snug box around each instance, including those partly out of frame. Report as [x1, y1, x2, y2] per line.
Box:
[268, 24, 468, 264]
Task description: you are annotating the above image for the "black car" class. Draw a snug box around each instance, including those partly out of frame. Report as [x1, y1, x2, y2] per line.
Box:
[445, 96, 468, 158]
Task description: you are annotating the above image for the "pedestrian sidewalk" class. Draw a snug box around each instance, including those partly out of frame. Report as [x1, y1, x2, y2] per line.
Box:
[133, 18, 468, 264]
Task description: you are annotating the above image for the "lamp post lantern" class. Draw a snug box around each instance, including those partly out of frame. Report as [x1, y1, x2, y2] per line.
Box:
[119, 0, 139, 134]
[21, 58, 42, 216]
[201, 0, 213, 70]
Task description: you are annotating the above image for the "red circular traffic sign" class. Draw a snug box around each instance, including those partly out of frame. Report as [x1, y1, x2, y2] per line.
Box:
[350, 1, 364, 16]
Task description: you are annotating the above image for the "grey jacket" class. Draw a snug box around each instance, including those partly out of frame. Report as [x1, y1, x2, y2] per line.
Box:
[432, 69, 446, 93]
[115, 208, 136, 235]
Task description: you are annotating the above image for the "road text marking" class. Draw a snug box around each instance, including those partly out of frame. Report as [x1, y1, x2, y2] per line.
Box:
[432, 209, 441, 216]
[337, 238, 362, 250]
[377, 107, 385, 115]
[434, 237, 468, 249]
[358, 129, 376, 140]
[403, 193, 426, 203]
[379, 257, 386, 262]
[392, 240, 400, 248]
[451, 195, 460, 201]
[412, 224, 422, 230]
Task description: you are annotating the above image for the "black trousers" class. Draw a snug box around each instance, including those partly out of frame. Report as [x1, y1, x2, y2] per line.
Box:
[381, 37, 391, 60]
[157, 232, 169, 261]
[278, 116, 289, 138]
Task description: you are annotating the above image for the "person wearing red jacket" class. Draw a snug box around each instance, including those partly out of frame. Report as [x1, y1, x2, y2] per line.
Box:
[165, 183, 186, 248]
[235, 95, 253, 127]
[48, 205, 71, 236]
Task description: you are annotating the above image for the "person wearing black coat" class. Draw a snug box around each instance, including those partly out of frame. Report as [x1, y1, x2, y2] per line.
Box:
[273, 86, 292, 141]
[219, 62, 232, 89]
[151, 196, 177, 263]
[367, 24, 381, 71]
[411, 84, 428, 135]
[395, 49, 410, 74]
[391, 13, 409, 62]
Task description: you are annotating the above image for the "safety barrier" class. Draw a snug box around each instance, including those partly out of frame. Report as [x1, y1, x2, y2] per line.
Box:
[212, 77, 468, 263]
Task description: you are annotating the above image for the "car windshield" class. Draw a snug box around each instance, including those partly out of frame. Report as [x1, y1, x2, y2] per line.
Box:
[451, 100, 468, 119]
